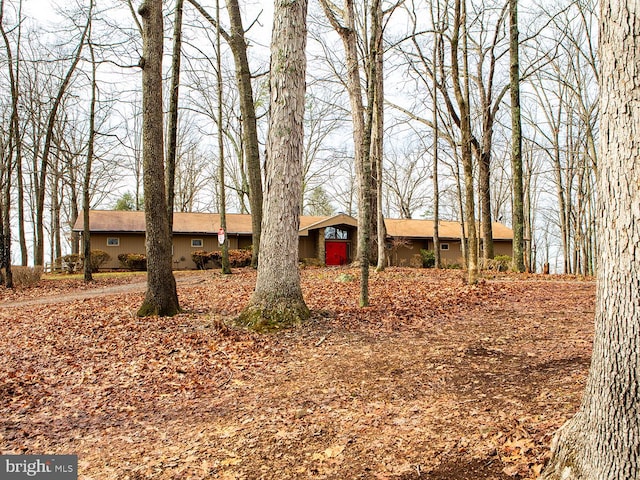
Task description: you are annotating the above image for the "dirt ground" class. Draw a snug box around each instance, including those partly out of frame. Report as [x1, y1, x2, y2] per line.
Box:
[0, 268, 595, 479]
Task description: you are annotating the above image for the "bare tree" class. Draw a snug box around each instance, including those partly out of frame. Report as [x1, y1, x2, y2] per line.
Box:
[510, 0, 524, 272]
[136, 0, 180, 317]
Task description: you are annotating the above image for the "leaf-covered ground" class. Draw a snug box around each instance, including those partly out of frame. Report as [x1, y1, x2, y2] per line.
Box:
[0, 268, 594, 479]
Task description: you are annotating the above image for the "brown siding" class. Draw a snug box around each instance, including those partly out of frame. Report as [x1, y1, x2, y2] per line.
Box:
[299, 235, 317, 260]
[493, 241, 512, 257]
[93, 233, 146, 269]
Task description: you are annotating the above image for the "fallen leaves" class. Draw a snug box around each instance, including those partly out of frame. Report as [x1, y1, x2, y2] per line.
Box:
[0, 268, 595, 479]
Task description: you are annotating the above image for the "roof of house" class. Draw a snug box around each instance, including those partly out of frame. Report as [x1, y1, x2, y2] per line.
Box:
[384, 218, 514, 240]
[73, 210, 514, 240]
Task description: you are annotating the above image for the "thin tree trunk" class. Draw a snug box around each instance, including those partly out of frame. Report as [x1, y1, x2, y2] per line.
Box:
[137, 0, 180, 317]
[451, 0, 477, 284]
[188, 0, 263, 268]
[432, 11, 441, 269]
[216, 0, 230, 274]
[510, 0, 525, 272]
[166, 0, 183, 233]
[84, 21, 96, 283]
[34, 12, 89, 266]
[319, 0, 371, 305]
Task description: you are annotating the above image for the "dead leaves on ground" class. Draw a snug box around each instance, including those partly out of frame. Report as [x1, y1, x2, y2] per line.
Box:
[0, 268, 594, 479]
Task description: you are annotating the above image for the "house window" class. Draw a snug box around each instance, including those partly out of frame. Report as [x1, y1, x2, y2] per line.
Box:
[191, 239, 203, 248]
[325, 227, 348, 240]
[440, 243, 449, 251]
[106, 237, 120, 247]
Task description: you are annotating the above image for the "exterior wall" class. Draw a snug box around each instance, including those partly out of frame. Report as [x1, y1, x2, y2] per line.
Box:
[392, 238, 465, 267]
[493, 240, 512, 257]
[92, 233, 146, 269]
[89, 229, 511, 270]
[299, 234, 318, 260]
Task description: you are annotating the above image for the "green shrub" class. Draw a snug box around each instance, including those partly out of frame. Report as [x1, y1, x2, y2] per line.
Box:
[10, 266, 43, 287]
[419, 249, 435, 268]
[118, 253, 147, 271]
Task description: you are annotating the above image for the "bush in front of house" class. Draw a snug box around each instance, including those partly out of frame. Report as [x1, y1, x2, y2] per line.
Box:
[420, 249, 435, 268]
[87, 249, 111, 272]
[9, 266, 43, 287]
[60, 253, 82, 273]
[192, 249, 251, 269]
[229, 249, 251, 267]
[485, 255, 512, 272]
[118, 253, 147, 271]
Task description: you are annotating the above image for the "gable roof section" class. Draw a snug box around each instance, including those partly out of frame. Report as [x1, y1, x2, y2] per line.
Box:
[74, 210, 513, 240]
[298, 213, 358, 236]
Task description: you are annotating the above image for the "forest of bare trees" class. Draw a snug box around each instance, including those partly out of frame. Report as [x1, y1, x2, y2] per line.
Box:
[0, 0, 599, 277]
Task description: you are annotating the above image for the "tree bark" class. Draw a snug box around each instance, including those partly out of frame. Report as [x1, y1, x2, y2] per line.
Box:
[33, 11, 89, 266]
[319, 0, 371, 305]
[541, 1, 640, 477]
[137, 0, 180, 317]
[216, 0, 230, 274]
[451, 0, 478, 284]
[226, 0, 263, 269]
[236, 0, 309, 331]
[165, 0, 183, 233]
[510, 0, 525, 272]
[83, 20, 96, 283]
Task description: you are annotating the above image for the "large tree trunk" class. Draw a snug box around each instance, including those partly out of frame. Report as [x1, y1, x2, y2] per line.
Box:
[137, 0, 180, 317]
[236, 0, 309, 331]
[541, 1, 640, 477]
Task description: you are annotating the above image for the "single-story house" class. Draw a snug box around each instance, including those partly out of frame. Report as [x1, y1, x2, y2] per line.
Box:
[72, 210, 513, 270]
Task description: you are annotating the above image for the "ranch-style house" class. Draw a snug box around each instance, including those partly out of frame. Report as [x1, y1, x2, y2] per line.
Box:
[72, 210, 514, 270]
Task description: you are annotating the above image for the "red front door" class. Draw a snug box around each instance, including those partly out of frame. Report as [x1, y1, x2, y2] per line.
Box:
[326, 241, 348, 265]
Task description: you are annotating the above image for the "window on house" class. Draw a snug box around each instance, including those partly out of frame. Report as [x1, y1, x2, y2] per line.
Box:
[191, 239, 203, 248]
[440, 243, 449, 251]
[325, 227, 348, 240]
[106, 237, 120, 247]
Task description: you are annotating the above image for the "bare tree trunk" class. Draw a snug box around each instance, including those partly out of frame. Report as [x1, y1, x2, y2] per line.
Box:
[34, 11, 89, 266]
[510, 0, 525, 272]
[165, 0, 183, 232]
[188, 0, 263, 268]
[541, 2, 640, 477]
[370, 0, 386, 272]
[84, 17, 96, 283]
[319, 0, 371, 305]
[137, 0, 180, 317]
[432, 7, 442, 269]
[451, 0, 478, 284]
[216, 0, 230, 274]
[236, 0, 309, 331]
